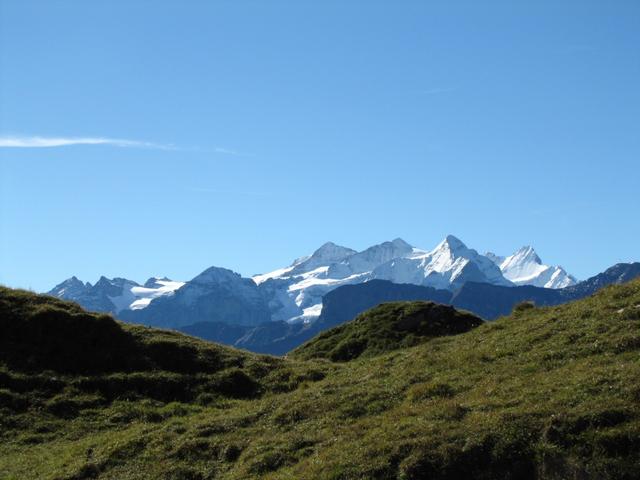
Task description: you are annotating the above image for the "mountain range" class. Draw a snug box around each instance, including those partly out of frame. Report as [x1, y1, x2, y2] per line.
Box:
[49, 235, 576, 320]
[47, 235, 639, 354]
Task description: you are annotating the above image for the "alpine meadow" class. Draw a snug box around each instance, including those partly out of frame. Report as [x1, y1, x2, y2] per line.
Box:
[1, 2, 639, 479]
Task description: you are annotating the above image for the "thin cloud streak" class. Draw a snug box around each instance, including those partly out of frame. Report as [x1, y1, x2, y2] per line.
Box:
[0, 135, 177, 150]
[0, 135, 249, 157]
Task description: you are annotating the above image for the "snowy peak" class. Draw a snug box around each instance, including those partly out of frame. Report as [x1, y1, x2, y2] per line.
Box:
[48, 275, 184, 314]
[308, 242, 355, 265]
[372, 235, 511, 290]
[504, 246, 542, 267]
[489, 246, 577, 289]
[434, 234, 468, 254]
[49, 276, 91, 299]
[313, 241, 356, 260]
[391, 237, 413, 249]
[143, 276, 172, 288]
[286, 242, 357, 276]
[121, 266, 270, 328]
[192, 266, 246, 286]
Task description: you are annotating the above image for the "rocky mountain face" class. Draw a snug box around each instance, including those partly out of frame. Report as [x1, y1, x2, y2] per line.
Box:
[253, 235, 517, 325]
[48, 235, 579, 327]
[45, 243, 638, 356]
[48, 276, 183, 315]
[322, 262, 640, 327]
[182, 262, 640, 355]
[120, 267, 270, 328]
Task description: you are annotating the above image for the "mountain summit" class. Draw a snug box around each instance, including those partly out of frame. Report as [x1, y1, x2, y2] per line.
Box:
[48, 235, 578, 325]
[48, 275, 184, 314]
[371, 235, 511, 290]
[252, 235, 514, 323]
[487, 246, 577, 288]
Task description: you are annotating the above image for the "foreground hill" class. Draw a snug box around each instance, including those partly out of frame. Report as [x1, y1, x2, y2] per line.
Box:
[1, 281, 640, 479]
[291, 301, 482, 362]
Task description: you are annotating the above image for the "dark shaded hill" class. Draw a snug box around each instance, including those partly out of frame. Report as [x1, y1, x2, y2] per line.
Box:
[2, 282, 640, 478]
[291, 301, 482, 362]
[0, 287, 329, 402]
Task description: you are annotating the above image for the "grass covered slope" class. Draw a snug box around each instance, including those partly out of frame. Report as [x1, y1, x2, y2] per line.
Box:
[1, 282, 640, 479]
[291, 301, 483, 362]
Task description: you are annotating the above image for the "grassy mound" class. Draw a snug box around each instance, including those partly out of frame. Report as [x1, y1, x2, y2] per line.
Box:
[291, 301, 483, 361]
[0, 287, 329, 405]
[1, 282, 640, 479]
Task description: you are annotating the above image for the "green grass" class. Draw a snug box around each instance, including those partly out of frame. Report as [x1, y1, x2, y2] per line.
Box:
[1, 282, 640, 479]
[290, 301, 483, 362]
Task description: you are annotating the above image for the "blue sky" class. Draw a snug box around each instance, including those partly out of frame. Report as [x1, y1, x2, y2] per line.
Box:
[1, 1, 639, 291]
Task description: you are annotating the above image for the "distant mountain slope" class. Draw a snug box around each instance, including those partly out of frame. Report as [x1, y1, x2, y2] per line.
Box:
[563, 262, 640, 297]
[47, 235, 577, 326]
[253, 235, 514, 324]
[173, 281, 454, 356]
[2, 279, 640, 479]
[451, 281, 563, 319]
[291, 301, 482, 362]
[316, 279, 453, 331]
[162, 263, 640, 355]
[120, 267, 270, 328]
[318, 262, 640, 327]
[48, 275, 184, 315]
[453, 262, 640, 319]
[178, 320, 309, 356]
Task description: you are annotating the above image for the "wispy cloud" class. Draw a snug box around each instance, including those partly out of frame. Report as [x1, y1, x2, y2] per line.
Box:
[0, 135, 177, 150]
[0, 135, 250, 157]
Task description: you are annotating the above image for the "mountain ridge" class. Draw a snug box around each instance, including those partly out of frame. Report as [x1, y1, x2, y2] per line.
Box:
[49, 235, 580, 325]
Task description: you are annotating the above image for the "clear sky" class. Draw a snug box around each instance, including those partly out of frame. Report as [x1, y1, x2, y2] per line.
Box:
[1, 0, 639, 291]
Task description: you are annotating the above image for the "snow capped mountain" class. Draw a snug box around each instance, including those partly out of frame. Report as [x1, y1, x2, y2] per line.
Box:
[371, 235, 512, 290]
[48, 235, 579, 328]
[121, 266, 270, 328]
[129, 278, 186, 310]
[487, 246, 577, 289]
[253, 235, 513, 324]
[327, 238, 414, 277]
[48, 275, 184, 314]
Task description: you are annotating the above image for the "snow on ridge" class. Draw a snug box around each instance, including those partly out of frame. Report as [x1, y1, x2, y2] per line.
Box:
[488, 246, 577, 289]
[129, 279, 186, 310]
[252, 235, 516, 323]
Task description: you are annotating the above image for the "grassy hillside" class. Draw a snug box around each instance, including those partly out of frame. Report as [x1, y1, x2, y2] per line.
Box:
[1, 282, 640, 479]
[291, 301, 483, 362]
